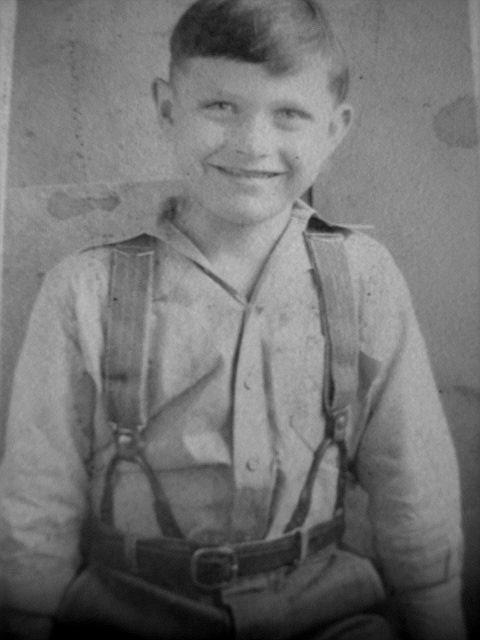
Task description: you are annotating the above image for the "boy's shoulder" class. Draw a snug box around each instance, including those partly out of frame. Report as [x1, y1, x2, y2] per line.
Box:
[39, 234, 162, 310]
[39, 240, 121, 303]
[342, 227, 400, 284]
[293, 200, 400, 285]
[294, 204, 410, 343]
[46, 234, 153, 283]
[47, 243, 111, 282]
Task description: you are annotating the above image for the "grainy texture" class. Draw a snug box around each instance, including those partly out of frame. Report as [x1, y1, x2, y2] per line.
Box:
[0, 0, 17, 393]
[1, 0, 479, 634]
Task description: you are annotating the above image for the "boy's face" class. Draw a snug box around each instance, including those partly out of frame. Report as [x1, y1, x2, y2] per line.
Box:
[155, 53, 351, 228]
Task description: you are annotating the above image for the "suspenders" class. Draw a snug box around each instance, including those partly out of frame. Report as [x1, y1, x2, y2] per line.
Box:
[100, 234, 182, 537]
[285, 217, 358, 534]
[99, 215, 358, 543]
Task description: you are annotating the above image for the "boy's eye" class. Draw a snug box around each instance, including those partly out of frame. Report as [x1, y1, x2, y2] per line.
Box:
[203, 101, 235, 113]
[277, 108, 310, 122]
[279, 109, 299, 119]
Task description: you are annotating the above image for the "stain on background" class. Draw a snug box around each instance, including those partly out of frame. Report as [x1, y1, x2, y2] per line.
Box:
[47, 190, 120, 219]
[433, 95, 479, 149]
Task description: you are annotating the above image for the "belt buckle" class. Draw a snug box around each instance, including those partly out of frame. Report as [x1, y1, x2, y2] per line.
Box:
[190, 546, 239, 590]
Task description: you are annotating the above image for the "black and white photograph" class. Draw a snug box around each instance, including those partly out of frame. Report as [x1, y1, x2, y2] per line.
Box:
[0, 1, 479, 638]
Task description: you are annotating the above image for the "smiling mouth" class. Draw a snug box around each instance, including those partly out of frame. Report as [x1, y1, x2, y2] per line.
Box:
[212, 166, 283, 179]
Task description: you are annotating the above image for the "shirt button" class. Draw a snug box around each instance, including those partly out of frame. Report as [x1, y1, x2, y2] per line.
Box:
[333, 412, 349, 441]
[246, 456, 260, 472]
[243, 379, 251, 390]
[335, 413, 348, 429]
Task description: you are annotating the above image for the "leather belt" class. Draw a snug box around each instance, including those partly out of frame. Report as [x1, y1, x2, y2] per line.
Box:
[87, 515, 343, 594]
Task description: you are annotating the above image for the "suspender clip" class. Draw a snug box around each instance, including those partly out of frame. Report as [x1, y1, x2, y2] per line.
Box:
[332, 408, 349, 443]
[110, 422, 145, 460]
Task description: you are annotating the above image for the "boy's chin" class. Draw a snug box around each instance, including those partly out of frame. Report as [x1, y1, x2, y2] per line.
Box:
[214, 205, 293, 227]
[202, 196, 298, 227]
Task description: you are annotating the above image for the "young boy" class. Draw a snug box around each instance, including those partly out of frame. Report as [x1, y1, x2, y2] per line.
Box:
[0, 1, 466, 639]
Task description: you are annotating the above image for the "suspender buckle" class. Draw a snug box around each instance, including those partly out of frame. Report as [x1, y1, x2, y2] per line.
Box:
[191, 546, 239, 590]
[110, 422, 145, 459]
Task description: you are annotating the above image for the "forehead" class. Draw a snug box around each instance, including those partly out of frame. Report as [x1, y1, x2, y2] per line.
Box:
[172, 54, 334, 105]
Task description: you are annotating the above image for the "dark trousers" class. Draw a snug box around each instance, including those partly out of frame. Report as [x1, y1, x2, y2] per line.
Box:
[54, 548, 399, 640]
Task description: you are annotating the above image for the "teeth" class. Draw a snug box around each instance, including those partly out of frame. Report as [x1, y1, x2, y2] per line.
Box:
[218, 167, 279, 178]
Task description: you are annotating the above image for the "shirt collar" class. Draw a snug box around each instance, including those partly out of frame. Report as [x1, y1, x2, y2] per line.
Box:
[276, 199, 317, 274]
[145, 197, 214, 271]
[144, 197, 316, 274]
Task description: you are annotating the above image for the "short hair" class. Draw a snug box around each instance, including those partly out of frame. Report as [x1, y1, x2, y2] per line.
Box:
[169, 0, 349, 104]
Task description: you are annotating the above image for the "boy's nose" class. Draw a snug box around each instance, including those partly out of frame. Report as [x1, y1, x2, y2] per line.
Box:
[230, 115, 273, 159]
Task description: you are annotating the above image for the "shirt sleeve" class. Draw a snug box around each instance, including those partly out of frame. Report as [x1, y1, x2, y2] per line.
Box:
[349, 236, 466, 640]
[0, 256, 102, 618]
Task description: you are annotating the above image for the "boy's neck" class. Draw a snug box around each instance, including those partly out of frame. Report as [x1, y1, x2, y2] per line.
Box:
[170, 199, 294, 296]
[172, 199, 292, 261]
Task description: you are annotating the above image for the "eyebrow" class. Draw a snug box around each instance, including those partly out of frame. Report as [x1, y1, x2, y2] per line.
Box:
[197, 88, 240, 101]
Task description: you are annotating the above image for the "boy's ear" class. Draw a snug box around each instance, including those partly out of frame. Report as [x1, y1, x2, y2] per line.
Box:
[328, 103, 353, 148]
[152, 77, 175, 129]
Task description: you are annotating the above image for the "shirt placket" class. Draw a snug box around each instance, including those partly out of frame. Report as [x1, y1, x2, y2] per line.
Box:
[230, 303, 277, 541]
[228, 211, 314, 542]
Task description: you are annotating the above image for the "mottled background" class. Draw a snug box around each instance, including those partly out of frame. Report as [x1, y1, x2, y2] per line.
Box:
[0, 0, 479, 634]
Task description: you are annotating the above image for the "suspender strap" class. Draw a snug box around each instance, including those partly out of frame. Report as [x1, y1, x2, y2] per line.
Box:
[284, 217, 359, 534]
[104, 234, 155, 428]
[305, 220, 359, 416]
[100, 234, 182, 538]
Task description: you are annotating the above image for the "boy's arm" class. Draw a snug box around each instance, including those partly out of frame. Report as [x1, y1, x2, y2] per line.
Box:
[350, 238, 466, 640]
[0, 257, 99, 634]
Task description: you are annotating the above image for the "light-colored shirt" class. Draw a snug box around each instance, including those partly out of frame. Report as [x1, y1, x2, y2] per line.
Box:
[0, 201, 464, 637]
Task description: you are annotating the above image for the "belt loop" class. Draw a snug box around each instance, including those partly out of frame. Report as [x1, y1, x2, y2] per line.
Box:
[124, 533, 139, 573]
